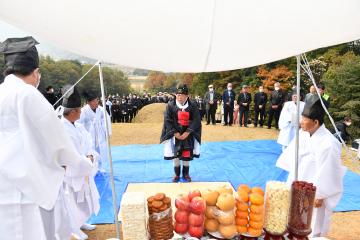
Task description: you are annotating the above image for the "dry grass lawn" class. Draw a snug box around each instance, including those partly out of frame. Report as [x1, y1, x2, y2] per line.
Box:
[85, 103, 360, 240]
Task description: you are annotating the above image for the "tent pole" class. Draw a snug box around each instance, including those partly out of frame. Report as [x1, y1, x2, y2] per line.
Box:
[295, 55, 301, 181]
[98, 62, 121, 239]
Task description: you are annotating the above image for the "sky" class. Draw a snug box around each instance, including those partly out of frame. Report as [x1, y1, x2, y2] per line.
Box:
[0, 20, 94, 62]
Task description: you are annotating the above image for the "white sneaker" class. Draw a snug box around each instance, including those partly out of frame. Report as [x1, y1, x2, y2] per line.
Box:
[72, 230, 88, 240]
[81, 223, 96, 231]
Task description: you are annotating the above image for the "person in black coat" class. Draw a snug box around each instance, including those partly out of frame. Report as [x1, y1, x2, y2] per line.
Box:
[267, 82, 285, 129]
[222, 83, 236, 126]
[120, 98, 130, 123]
[237, 85, 252, 127]
[111, 100, 121, 123]
[43, 85, 58, 109]
[253, 86, 268, 127]
[160, 84, 201, 182]
[334, 117, 352, 143]
[204, 84, 219, 125]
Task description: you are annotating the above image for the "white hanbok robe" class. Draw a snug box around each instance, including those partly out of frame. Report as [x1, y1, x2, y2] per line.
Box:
[78, 104, 112, 170]
[0, 74, 94, 240]
[61, 118, 100, 231]
[276, 125, 346, 237]
[277, 101, 305, 149]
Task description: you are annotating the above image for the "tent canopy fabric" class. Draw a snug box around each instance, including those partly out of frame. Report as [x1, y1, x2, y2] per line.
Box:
[0, 0, 359, 72]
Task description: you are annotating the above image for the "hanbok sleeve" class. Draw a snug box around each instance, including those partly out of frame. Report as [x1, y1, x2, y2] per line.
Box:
[278, 103, 292, 130]
[20, 89, 93, 177]
[313, 142, 346, 206]
[187, 103, 201, 134]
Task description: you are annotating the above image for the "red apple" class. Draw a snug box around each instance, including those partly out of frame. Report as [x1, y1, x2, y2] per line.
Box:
[175, 210, 189, 224]
[188, 190, 201, 201]
[188, 225, 204, 238]
[174, 222, 188, 234]
[189, 197, 206, 215]
[175, 194, 190, 211]
[188, 213, 205, 227]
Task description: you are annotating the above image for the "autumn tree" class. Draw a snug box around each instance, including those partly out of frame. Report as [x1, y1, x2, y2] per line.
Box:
[144, 71, 166, 91]
[257, 65, 294, 92]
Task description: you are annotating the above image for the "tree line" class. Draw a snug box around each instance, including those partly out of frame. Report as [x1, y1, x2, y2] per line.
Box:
[144, 41, 360, 138]
[0, 55, 131, 97]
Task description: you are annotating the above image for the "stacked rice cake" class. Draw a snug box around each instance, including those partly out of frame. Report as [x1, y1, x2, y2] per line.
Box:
[120, 192, 147, 240]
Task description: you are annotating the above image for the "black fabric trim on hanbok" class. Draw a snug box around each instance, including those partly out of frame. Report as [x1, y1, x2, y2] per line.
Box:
[160, 99, 202, 161]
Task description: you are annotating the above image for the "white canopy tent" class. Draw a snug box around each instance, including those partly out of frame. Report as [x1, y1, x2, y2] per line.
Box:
[0, 0, 360, 72]
[1, 1, 360, 239]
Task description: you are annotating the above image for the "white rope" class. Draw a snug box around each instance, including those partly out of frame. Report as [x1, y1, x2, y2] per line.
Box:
[300, 53, 359, 172]
[52, 60, 100, 107]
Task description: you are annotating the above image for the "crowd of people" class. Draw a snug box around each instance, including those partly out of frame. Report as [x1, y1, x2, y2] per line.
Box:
[105, 92, 174, 123]
[193, 82, 331, 129]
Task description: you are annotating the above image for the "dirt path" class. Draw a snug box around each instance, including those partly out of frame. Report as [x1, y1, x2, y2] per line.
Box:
[86, 103, 360, 240]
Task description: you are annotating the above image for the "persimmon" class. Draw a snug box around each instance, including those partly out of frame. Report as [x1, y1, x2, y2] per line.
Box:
[236, 201, 249, 211]
[251, 187, 264, 196]
[249, 193, 264, 205]
[236, 210, 249, 219]
[237, 189, 249, 203]
[249, 212, 262, 222]
[237, 184, 251, 193]
[249, 220, 263, 230]
[236, 225, 247, 234]
[248, 227, 262, 237]
[235, 217, 248, 226]
[250, 204, 263, 214]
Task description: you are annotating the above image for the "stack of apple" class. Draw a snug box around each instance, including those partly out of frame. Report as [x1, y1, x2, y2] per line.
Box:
[174, 190, 206, 239]
[236, 184, 265, 237]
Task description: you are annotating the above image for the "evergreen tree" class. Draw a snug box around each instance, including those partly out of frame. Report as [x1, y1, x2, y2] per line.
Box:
[323, 52, 360, 137]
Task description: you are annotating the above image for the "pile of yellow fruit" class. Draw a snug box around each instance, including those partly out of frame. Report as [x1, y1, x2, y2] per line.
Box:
[203, 185, 237, 239]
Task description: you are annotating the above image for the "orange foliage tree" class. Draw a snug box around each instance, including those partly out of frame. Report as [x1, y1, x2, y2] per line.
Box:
[181, 73, 195, 87]
[257, 65, 294, 92]
[144, 71, 166, 89]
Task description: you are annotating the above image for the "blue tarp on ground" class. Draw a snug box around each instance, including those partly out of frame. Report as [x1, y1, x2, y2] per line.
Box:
[89, 140, 360, 224]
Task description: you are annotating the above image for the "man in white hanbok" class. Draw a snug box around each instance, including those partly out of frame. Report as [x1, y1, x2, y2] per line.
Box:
[277, 93, 305, 151]
[276, 97, 346, 237]
[0, 37, 94, 240]
[59, 85, 100, 240]
[79, 91, 112, 172]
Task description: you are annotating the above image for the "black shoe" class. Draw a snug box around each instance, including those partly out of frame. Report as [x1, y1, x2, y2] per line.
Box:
[182, 166, 192, 182]
[184, 175, 192, 182]
[206, 123, 210, 125]
[260, 125, 263, 128]
[173, 175, 180, 182]
[173, 166, 180, 182]
[229, 124, 232, 126]
[267, 126, 271, 129]
[254, 125, 257, 128]
[212, 123, 216, 125]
